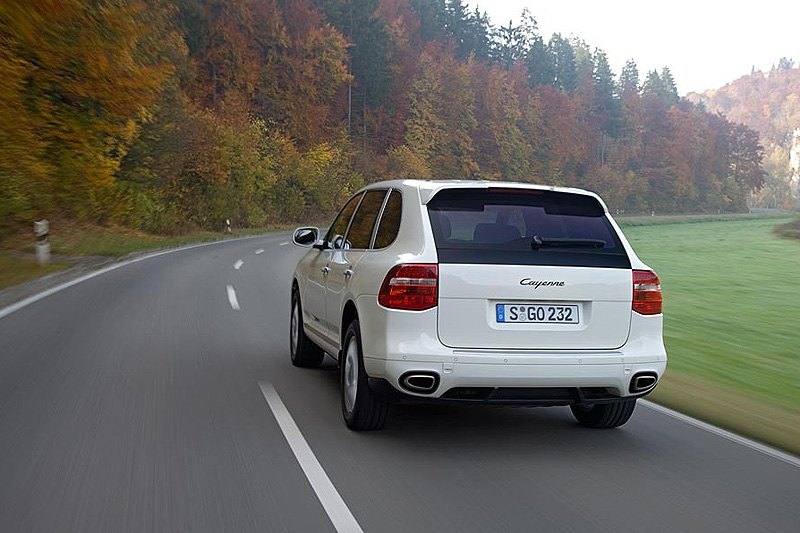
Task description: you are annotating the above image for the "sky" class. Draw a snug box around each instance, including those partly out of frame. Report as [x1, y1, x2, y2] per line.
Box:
[477, 1, 800, 94]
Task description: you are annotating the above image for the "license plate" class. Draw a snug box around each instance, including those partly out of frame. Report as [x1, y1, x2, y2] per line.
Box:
[496, 304, 580, 324]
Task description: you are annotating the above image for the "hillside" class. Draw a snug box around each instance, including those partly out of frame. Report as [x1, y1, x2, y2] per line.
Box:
[0, 1, 769, 236]
[687, 67, 800, 208]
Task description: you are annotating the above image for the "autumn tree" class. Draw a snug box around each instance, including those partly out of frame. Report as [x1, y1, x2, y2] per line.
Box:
[0, 0, 170, 221]
[405, 44, 478, 179]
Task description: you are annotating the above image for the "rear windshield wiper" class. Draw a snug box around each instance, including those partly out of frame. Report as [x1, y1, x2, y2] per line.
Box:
[530, 236, 606, 249]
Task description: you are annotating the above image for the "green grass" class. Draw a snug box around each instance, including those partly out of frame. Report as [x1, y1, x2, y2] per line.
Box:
[622, 215, 800, 452]
[0, 255, 72, 290]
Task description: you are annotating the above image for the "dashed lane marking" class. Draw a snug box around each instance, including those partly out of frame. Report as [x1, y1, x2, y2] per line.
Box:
[226, 285, 241, 310]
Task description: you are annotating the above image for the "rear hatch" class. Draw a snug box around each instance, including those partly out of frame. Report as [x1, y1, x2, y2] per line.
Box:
[429, 187, 632, 350]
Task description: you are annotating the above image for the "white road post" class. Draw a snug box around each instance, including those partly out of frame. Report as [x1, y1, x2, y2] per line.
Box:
[34, 220, 50, 266]
[226, 218, 231, 233]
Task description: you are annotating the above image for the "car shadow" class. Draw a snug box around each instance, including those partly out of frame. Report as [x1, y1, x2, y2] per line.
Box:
[299, 358, 646, 462]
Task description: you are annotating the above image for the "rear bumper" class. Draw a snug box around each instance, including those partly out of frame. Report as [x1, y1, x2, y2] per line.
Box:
[368, 378, 655, 406]
[364, 357, 666, 402]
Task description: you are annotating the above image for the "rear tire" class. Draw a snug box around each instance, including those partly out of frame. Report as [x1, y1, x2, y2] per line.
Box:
[340, 319, 389, 430]
[290, 289, 324, 368]
[570, 399, 637, 428]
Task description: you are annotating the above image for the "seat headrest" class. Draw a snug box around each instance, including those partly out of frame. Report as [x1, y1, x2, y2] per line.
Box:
[473, 223, 521, 244]
[439, 215, 452, 240]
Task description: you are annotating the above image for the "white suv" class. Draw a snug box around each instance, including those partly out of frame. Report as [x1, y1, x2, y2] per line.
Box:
[291, 180, 666, 430]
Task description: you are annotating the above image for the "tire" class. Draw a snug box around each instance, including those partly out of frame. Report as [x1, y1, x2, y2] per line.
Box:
[570, 399, 637, 428]
[340, 319, 389, 430]
[290, 288, 324, 368]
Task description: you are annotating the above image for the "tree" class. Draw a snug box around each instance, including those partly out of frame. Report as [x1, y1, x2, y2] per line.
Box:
[267, 0, 351, 143]
[593, 50, 619, 130]
[0, 0, 170, 219]
[619, 59, 640, 96]
[660, 67, 680, 104]
[525, 34, 555, 87]
[492, 8, 537, 70]
[472, 62, 531, 179]
[728, 123, 766, 194]
[405, 44, 478, 179]
[548, 34, 576, 93]
[642, 70, 663, 98]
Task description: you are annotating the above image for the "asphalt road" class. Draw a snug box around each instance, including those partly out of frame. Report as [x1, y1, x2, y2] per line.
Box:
[0, 234, 798, 532]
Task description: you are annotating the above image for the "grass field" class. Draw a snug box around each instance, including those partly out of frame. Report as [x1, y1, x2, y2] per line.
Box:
[621, 215, 800, 453]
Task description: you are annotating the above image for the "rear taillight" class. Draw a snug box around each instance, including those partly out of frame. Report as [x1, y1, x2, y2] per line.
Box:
[632, 270, 662, 315]
[378, 264, 438, 311]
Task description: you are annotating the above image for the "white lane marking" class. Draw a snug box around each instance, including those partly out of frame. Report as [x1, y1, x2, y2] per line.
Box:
[234, 259, 244, 270]
[0, 234, 286, 321]
[641, 400, 800, 469]
[280, 242, 289, 246]
[258, 382, 364, 533]
[226, 285, 241, 310]
[255, 249, 265, 255]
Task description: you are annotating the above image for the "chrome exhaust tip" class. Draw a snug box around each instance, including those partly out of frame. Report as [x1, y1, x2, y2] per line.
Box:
[399, 372, 440, 394]
[630, 372, 658, 393]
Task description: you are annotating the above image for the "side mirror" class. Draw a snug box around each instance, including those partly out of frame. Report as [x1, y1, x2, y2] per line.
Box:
[293, 227, 319, 247]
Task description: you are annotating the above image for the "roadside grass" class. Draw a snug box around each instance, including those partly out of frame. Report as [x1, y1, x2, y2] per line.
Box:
[0, 255, 72, 290]
[0, 221, 296, 258]
[623, 216, 800, 453]
[0, 220, 303, 292]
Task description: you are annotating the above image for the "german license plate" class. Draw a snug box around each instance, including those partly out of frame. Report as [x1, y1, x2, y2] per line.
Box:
[496, 304, 579, 324]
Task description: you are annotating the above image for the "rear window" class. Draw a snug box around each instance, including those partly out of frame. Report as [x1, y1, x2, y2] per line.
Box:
[427, 188, 630, 268]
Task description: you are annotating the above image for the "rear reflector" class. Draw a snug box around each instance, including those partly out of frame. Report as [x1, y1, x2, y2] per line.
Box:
[378, 264, 438, 311]
[632, 270, 662, 315]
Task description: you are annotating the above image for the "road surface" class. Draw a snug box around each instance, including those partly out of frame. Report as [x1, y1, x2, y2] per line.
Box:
[0, 234, 798, 532]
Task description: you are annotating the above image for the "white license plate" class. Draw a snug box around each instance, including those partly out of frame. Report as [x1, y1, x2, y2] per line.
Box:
[496, 304, 580, 324]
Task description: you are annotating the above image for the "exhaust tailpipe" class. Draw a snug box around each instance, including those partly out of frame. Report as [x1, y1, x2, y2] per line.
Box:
[629, 372, 658, 393]
[399, 372, 439, 394]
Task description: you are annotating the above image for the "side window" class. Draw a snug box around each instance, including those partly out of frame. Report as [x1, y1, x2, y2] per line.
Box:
[326, 193, 362, 249]
[345, 190, 387, 249]
[373, 190, 402, 249]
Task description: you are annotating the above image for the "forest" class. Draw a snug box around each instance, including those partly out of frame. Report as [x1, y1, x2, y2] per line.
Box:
[0, 0, 768, 234]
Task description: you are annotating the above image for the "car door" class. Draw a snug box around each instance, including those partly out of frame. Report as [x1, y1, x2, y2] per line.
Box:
[304, 193, 362, 343]
[325, 189, 389, 348]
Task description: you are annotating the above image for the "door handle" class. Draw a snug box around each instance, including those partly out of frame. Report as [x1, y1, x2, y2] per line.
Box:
[344, 269, 354, 278]
[321, 266, 330, 275]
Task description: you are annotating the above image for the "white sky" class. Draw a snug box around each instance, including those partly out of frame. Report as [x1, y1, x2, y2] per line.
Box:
[477, 1, 800, 94]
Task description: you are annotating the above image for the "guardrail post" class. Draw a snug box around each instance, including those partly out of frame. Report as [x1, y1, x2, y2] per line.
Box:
[34, 220, 50, 266]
